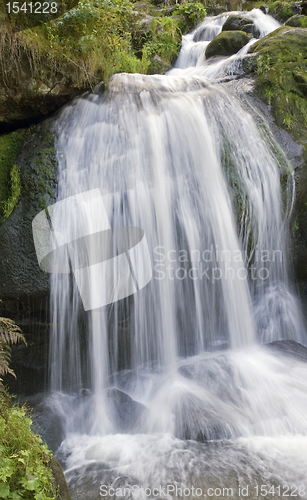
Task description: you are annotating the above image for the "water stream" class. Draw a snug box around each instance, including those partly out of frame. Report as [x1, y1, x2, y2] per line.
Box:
[48, 9, 307, 499]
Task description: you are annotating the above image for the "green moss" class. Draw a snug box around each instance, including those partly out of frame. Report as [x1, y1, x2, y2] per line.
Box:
[0, 130, 27, 224]
[285, 15, 307, 28]
[206, 30, 252, 59]
[20, 128, 58, 210]
[249, 27, 307, 142]
[0, 397, 56, 499]
[269, 0, 293, 21]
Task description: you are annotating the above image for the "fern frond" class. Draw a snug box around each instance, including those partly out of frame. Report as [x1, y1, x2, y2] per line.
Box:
[0, 317, 26, 346]
[0, 344, 15, 377]
[0, 309, 26, 381]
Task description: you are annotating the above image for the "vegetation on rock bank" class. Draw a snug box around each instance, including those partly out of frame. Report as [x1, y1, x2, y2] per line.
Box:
[0, 313, 68, 500]
[0, 399, 57, 500]
[0, 0, 206, 126]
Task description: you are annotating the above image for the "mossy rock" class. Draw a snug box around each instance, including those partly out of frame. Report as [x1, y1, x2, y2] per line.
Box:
[50, 457, 71, 500]
[0, 27, 92, 128]
[285, 14, 307, 27]
[291, 144, 307, 281]
[222, 15, 259, 37]
[268, 1, 294, 22]
[205, 30, 252, 59]
[249, 26, 307, 64]
[246, 26, 307, 280]
[248, 27, 307, 140]
[0, 121, 58, 300]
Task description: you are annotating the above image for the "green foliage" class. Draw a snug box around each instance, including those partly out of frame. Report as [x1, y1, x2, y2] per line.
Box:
[0, 400, 55, 500]
[142, 16, 181, 72]
[0, 130, 27, 225]
[0, 314, 55, 500]
[0, 309, 26, 391]
[2, 166, 21, 222]
[174, 1, 207, 34]
[40, 0, 144, 81]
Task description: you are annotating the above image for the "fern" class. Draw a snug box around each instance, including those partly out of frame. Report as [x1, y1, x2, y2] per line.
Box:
[0, 307, 26, 387]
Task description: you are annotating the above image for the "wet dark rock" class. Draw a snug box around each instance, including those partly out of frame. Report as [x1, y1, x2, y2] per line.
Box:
[93, 81, 105, 96]
[172, 390, 235, 441]
[222, 14, 260, 37]
[205, 31, 252, 59]
[20, 392, 65, 452]
[175, 355, 243, 441]
[50, 457, 72, 500]
[242, 53, 258, 73]
[107, 388, 146, 432]
[266, 339, 307, 362]
[0, 121, 57, 300]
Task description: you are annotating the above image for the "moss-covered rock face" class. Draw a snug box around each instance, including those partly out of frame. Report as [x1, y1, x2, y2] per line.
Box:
[205, 30, 252, 59]
[249, 27, 307, 140]
[222, 14, 259, 37]
[268, 1, 294, 22]
[0, 121, 58, 300]
[247, 26, 307, 281]
[0, 130, 28, 223]
[291, 144, 307, 282]
[285, 14, 307, 27]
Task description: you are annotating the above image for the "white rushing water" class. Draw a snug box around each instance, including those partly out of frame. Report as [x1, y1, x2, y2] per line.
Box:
[47, 9, 307, 499]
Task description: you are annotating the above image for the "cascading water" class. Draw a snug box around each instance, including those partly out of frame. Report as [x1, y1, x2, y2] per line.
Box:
[47, 9, 307, 499]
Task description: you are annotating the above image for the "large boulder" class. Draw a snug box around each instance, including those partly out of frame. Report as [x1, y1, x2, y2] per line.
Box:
[222, 15, 259, 37]
[268, 1, 296, 22]
[0, 121, 59, 394]
[285, 14, 307, 26]
[248, 27, 307, 134]
[247, 27, 307, 283]
[0, 121, 58, 300]
[205, 30, 252, 59]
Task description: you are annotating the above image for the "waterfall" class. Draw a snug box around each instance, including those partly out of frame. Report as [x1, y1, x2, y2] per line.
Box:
[47, 9, 307, 496]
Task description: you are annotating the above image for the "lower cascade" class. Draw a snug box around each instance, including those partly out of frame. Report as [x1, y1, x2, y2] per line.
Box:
[45, 9, 307, 499]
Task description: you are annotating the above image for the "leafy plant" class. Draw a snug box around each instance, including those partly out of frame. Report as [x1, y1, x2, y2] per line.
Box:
[0, 402, 56, 500]
[0, 309, 26, 391]
[0, 311, 56, 500]
[174, 1, 207, 34]
[142, 16, 181, 72]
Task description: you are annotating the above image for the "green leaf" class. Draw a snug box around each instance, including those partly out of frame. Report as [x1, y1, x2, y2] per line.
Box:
[0, 482, 10, 498]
